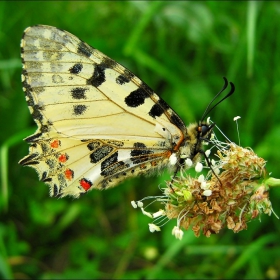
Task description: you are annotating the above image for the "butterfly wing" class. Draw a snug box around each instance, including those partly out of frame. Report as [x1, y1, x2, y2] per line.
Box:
[19, 25, 187, 197]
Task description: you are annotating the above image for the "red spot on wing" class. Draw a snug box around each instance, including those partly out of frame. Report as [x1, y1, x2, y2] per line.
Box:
[80, 178, 92, 191]
[65, 169, 74, 180]
[58, 153, 68, 163]
[50, 139, 61, 148]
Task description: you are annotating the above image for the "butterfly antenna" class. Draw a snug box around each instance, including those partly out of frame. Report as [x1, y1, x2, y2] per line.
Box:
[200, 77, 235, 123]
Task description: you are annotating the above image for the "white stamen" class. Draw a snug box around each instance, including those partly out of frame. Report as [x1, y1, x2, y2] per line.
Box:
[202, 189, 212, 196]
[213, 167, 220, 175]
[131, 201, 137, 208]
[172, 226, 184, 240]
[169, 153, 177, 165]
[233, 116, 241, 145]
[149, 223, 161, 232]
[137, 201, 143, 208]
[205, 150, 211, 157]
[185, 158, 193, 167]
[152, 209, 165, 218]
[195, 162, 203, 172]
[198, 174, 205, 183]
[200, 181, 207, 190]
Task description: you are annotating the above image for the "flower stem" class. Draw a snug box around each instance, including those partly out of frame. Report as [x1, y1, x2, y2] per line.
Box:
[264, 177, 280, 188]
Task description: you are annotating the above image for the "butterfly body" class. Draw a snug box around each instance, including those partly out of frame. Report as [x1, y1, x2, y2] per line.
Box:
[19, 25, 211, 198]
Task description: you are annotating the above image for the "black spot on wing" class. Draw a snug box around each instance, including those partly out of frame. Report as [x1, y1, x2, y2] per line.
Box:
[40, 124, 50, 134]
[18, 153, 39, 166]
[77, 41, 92, 57]
[130, 142, 153, 164]
[101, 161, 125, 177]
[101, 151, 118, 172]
[89, 146, 114, 164]
[116, 74, 129, 85]
[24, 132, 43, 142]
[149, 103, 164, 118]
[116, 68, 135, 85]
[87, 141, 101, 151]
[25, 126, 48, 140]
[87, 64, 106, 87]
[41, 171, 48, 181]
[149, 98, 170, 118]
[124, 88, 149, 108]
[73, 104, 87, 115]
[31, 104, 44, 122]
[71, 87, 88, 99]
[53, 184, 60, 196]
[131, 142, 147, 150]
[69, 63, 83, 74]
[42, 177, 52, 183]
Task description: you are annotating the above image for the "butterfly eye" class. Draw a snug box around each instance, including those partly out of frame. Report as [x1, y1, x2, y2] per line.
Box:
[199, 124, 215, 138]
[200, 125, 209, 137]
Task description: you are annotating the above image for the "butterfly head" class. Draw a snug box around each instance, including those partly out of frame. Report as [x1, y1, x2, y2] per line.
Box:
[178, 77, 235, 166]
[197, 121, 215, 141]
[180, 121, 215, 164]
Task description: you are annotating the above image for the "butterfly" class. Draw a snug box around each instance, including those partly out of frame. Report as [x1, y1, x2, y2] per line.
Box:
[19, 25, 234, 198]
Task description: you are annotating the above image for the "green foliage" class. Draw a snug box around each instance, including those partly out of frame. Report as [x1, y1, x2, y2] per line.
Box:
[1, 1, 280, 279]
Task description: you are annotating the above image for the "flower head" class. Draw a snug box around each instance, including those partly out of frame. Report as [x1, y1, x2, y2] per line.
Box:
[132, 134, 278, 238]
[163, 141, 276, 237]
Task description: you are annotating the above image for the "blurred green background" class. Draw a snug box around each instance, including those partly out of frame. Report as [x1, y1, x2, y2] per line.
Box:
[1, 1, 280, 279]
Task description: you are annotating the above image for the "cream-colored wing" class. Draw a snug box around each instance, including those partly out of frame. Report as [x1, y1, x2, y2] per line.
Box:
[19, 25, 187, 197]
